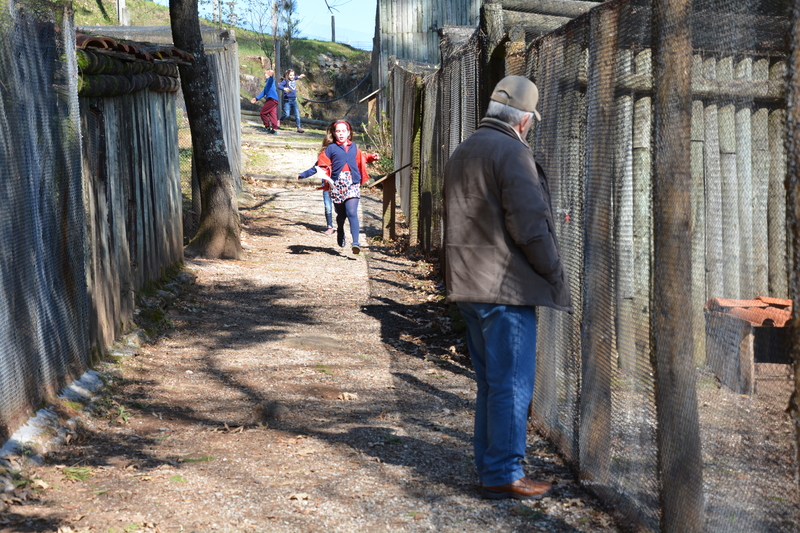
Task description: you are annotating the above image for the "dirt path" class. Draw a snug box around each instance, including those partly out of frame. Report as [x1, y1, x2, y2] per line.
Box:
[1, 128, 621, 533]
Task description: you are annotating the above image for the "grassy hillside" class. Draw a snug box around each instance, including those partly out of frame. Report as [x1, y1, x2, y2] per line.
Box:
[72, 0, 371, 78]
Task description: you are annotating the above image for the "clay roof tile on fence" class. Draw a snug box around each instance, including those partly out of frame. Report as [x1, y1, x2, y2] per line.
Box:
[75, 32, 193, 64]
[705, 298, 768, 311]
[706, 296, 792, 327]
[755, 296, 792, 308]
[75, 31, 192, 97]
[76, 34, 117, 50]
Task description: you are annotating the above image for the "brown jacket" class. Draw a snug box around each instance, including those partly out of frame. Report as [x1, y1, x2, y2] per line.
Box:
[443, 117, 572, 312]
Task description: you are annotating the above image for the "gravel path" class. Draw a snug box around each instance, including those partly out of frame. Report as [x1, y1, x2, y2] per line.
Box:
[0, 133, 622, 533]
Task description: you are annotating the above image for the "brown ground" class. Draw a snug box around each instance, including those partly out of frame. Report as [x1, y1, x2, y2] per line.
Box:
[0, 127, 622, 533]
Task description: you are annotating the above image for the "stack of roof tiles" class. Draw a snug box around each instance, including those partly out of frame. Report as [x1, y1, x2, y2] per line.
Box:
[76, 32, 193, 97]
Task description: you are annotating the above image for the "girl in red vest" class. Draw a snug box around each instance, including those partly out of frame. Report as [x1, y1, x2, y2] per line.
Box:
[298, 120, 378, 255]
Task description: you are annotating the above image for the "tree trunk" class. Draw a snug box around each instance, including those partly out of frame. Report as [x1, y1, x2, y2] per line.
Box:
[170, 0, 242, 259]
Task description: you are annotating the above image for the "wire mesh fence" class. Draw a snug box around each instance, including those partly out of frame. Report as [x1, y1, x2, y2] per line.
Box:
[0, 1, 87, 438]
[0, 8, 189, 440]
[386, 0, 799, 530]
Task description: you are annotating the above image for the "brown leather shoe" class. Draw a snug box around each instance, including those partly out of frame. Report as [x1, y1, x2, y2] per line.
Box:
[481, 476, 552, 500]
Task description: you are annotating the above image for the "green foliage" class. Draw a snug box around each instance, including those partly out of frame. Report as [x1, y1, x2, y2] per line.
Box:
[61, 399, 85, 412]
[362, 111, 393, 175]
[314, 364, 334, 375]
[181, 456, 215, 463]
[72, 0, 115, 25]
[63, 466, 93, 482]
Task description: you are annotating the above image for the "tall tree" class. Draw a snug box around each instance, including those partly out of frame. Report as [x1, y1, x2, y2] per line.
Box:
[278, 0, 300, 69]
[170, 0, 243, 259]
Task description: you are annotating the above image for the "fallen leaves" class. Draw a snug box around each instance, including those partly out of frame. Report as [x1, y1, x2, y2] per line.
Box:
[338, 392, 358, 401]
[31, 479, 50, 490]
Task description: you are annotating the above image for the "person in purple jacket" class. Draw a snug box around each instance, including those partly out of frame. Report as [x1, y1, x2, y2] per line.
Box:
[250, 69, 280, 134]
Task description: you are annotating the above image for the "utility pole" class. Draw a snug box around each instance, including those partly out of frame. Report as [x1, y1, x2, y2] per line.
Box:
[331, 15, 335, 42]
[117, 0, 130, 25]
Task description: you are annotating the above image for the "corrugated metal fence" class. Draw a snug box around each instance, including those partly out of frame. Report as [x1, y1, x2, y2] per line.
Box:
[386, 0, 799, 530]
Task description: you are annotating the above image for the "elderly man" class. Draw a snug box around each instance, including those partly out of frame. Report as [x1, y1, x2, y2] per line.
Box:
[443, 76, 572, 500]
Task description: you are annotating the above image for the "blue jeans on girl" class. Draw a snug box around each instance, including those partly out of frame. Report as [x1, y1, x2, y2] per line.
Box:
[281, 99, 302, 129]
[323, 190, 333, 228]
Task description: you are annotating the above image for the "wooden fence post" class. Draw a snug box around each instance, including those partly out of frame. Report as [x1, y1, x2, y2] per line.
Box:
[652, 0, 705, 529]
[382, 174, 396, 241]
[580, 4, 618, 488]
[785, 1, 800, 493]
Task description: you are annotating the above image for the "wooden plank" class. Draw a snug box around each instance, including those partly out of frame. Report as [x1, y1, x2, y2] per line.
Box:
[751, 58, 770, 297]
[690, 54, 706, 366]
[382, 173, 397, 240]
[579, 6, 617, 489]
[615, 48, 636, 373]
[500, 0, 596, 17]
[717, 56, 741, 298]
[632, 49, 652, 371]
[703, 57, 724, 299]
[768, 59, 788, 297]
[735, 57, 754, 298]
[691, 98, 706, 365]
[652, 0, 706, 526]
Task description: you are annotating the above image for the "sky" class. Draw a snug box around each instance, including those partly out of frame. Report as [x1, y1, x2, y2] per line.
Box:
[150, 0, 377, 50]
[294, 0, 377, 50]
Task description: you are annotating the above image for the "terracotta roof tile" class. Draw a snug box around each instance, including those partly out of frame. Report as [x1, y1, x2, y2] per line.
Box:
[706, 296, 792, 327]
[755, 296, 792, 308]
[76, 32, 193, 63]
[705, 298, 768, 311]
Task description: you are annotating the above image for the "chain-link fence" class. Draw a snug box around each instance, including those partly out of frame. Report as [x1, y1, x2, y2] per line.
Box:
[387, 0, 798, 530]
[0, 0, 85, 438]
[0, 5, 187, 440]
[388, 28, 483, 249]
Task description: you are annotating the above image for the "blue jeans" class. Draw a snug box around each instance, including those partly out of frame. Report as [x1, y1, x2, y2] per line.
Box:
[334, 198, 359, 246]
[322, 190, 333, 228]
[457, 302, 537, 487]
[282, 99, 301, 128]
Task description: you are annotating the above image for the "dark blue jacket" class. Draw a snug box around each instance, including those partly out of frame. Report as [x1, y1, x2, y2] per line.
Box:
[277, 78, 298, 100]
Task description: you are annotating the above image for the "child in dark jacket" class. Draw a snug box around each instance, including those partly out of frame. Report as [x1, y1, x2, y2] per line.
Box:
[298, 120, 379, 254]
[278, 69, 306, 133]
[250, 69, 279, 134]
